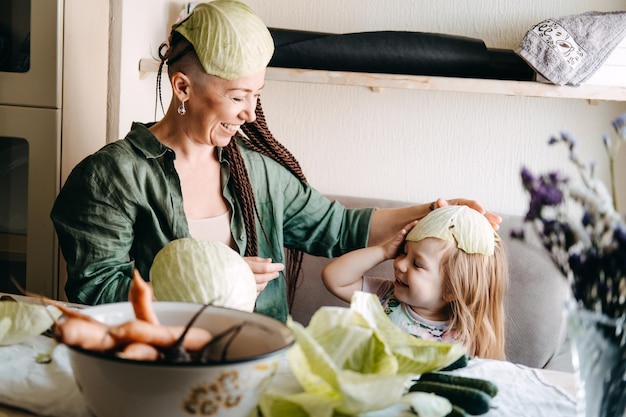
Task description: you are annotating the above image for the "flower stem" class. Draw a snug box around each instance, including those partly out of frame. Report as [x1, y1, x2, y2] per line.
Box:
[609, 157, 618, 212]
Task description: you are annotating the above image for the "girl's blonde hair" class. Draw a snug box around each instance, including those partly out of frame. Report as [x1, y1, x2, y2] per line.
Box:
[440, 235, 508, 360]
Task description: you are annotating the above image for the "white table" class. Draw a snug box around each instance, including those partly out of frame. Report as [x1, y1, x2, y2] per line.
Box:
[0, 368, 576, 417]
[0, 292, 577, 417]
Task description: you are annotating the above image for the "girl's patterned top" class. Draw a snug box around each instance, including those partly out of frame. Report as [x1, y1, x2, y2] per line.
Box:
[363, 276, 457, 343]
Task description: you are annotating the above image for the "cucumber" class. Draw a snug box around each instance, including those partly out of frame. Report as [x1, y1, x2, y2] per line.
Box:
[419, 372, 499, 398]
[408, 381, 491, 415]
[446, 405, 469, 417]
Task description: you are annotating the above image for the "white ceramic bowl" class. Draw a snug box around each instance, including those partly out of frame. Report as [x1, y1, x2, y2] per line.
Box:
[66, 301, 294, 417]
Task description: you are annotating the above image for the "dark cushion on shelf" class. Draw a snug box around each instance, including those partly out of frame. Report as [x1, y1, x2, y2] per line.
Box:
[269, 28, 535, 81]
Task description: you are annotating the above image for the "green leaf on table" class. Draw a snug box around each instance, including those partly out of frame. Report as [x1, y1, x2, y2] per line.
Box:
[349, 291, 466, 374]
[259, 391, 339, 417]
[0, 301, 61, 346]
[259, 291, 466, 417]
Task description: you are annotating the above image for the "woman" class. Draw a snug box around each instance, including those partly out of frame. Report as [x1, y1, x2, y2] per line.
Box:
[50, 1, 500, 322]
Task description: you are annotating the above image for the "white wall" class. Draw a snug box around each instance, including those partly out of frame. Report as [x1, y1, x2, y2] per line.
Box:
[114, 0, 626, 217]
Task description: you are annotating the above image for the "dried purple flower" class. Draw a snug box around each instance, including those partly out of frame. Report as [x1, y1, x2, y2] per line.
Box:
[603, 133, 611, 150]
[518, 113, 626, 320]
[612, 113, 626, 138]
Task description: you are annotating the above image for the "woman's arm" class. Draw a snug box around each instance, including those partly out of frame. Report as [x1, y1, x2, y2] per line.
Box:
[51, 161, 137, 305]
[322, 221, 416, 302]
[368, 198, 501, 246]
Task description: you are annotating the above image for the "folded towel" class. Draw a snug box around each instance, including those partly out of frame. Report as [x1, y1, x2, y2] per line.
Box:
[516, 11, 626, 86]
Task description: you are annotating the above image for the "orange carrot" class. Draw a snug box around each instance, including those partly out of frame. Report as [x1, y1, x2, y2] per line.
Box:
[51, 302, 100, 323]
[10, 277, 98, 323]
[22, 272, 215, 361]
[54, 317, 117, 351]
[108, 320, 213, 351]
[116, 342, 161, 361]
[129, 269, 159, 324]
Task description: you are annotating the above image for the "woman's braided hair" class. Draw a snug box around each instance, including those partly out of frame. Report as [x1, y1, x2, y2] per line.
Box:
[236, 102, 307, 309]
[157, 34, 307, 310]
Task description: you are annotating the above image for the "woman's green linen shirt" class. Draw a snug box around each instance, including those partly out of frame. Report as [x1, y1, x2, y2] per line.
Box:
[50, 123, 374, 322]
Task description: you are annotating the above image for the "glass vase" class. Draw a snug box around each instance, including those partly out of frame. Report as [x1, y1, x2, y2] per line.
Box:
[567, 301, 626, 417]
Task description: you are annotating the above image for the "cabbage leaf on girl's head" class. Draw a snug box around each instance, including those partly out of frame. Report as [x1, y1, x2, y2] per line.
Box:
[260, 291, 466, 417]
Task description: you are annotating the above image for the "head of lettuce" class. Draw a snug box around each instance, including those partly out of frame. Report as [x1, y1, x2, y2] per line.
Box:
[259, 291, 466, 417]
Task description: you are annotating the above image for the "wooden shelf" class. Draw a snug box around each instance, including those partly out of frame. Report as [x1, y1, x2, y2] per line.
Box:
[139, 58, 626, 102]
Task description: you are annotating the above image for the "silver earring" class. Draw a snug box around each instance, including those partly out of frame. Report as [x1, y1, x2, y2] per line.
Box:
[177, 100, 186, 115]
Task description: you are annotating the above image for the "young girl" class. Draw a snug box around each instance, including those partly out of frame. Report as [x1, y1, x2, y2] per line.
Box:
[322, 205, 508, 360]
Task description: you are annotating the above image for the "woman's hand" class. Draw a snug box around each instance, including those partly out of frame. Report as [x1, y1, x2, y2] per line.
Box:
[433, 197, 502, 231]
[243, 257, 285, 292]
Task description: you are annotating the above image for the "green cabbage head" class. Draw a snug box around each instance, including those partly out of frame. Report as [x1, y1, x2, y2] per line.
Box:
[150, 238, 257, 312]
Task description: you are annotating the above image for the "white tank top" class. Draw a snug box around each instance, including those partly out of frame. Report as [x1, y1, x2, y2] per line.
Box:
[187, 211, 234, 248]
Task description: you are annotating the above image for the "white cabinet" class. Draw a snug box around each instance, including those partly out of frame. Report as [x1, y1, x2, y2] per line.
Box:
[55, 0, 109, 299]
[0, 0, 107, 298]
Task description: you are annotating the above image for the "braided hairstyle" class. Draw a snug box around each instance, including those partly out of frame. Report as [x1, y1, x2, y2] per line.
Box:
[236, 102, 307, 309]
[157, 34, 307, 310]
